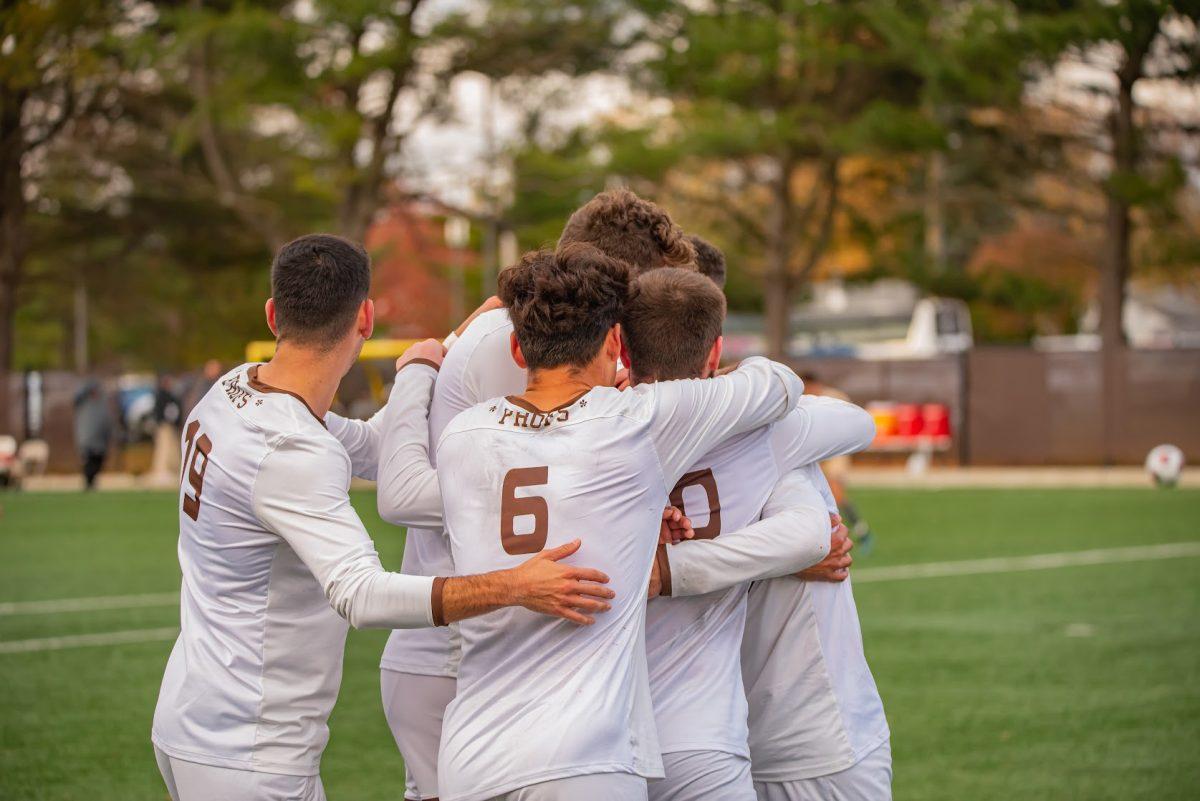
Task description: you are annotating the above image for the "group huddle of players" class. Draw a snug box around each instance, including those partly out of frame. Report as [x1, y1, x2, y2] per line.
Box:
[151, 189, 890, 801]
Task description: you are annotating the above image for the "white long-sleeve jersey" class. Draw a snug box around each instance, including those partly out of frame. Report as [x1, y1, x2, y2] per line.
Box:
[645, 395, 876, 759]
[662, 395, 878, 595]
[151, 365, 441, 777]
[430, 358, 802, 801]
[376, 308, 526, 676]
[741, 462, 891, 781]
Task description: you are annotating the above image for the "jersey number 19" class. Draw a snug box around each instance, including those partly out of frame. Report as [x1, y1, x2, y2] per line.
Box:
[181, 420, 213, 521]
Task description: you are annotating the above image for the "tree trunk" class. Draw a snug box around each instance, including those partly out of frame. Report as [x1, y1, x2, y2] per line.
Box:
[925, 150, 947, 272]
[0, 90, 29, 428]
[763, 157, 793, 360]
[1099, 50, 1139, 463]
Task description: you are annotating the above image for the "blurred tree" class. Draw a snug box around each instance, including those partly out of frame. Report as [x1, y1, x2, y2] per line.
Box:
[629, 0, 942, 358]
[1017, 0, 1199, 461]
[161, 0, 434, 248]
[0, 0, 115, 380]
[1019, 0, 1199, 352]
[10, 0, 638, 371]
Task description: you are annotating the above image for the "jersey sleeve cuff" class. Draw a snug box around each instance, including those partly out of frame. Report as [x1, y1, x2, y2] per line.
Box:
[401, 358, 441, 374]
[655, 543, 673, 597]
[431, 576, 448, 626]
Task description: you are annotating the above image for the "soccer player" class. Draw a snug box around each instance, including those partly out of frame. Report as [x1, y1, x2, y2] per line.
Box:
[741, 475, 892, 801]
[618, 268, 877, 801]
[385, 243, 804, 800]
[150, 235, 615, 801]
[671, 241, 891, 801]
[374, 187, 701, 801]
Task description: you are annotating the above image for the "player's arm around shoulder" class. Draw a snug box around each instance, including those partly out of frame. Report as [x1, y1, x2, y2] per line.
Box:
[686, 356, 805, 425]
[252, 429, 440, 629]
[769, 393, 876, 470]
[655, 468, 831, 598]
[438, 539, 616, 627]
[375, 340, 445, 529]
[252, 428, 616, 629]
[646, 357, 804, 485]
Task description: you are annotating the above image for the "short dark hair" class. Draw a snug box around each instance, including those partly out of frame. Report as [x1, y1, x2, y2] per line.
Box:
[557, 188, 696, 274]
[498, 243, 631, 372]
[271, 234, 371, 349]
[621, 268, 727, 382]
[687, 234, 727, 288]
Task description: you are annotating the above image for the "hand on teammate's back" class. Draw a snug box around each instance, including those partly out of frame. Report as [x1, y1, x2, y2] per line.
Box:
[508, 539, 615, 625]
[794, 513, 852, 583]
[396, 338, 447, 373]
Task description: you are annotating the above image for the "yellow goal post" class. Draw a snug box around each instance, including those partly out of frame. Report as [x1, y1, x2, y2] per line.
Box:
[244, 338, 421, 363]
[244, 339, 421, 404]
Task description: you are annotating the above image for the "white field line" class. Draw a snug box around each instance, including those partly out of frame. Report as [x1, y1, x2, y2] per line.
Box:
[3, 542, 1199, 654]
[853, 541, 1200, 584]
[0, 627, 178, 654]
[0, 592, 178, 616]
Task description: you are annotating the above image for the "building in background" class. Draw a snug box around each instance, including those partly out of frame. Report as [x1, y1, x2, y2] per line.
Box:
[367, 200, 480, 339]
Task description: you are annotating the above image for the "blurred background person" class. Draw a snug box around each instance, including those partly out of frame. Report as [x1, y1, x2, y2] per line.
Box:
[181, 359, 223, 419]
[146, 374, 183, 486]
[73, 379, 113, 490]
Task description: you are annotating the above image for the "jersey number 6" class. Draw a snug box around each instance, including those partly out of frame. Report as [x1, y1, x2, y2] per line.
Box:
[500, 466, 549, 554]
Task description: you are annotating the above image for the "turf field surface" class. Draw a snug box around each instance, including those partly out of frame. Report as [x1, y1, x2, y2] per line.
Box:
[1, 487, 1198, 800]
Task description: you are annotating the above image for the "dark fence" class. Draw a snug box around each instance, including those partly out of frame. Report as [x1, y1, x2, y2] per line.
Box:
[4, 347, 1199, 474]
[794, 347, 1200, 466]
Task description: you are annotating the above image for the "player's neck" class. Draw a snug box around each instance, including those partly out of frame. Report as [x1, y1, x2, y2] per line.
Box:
[521, 363, 609, 410]
[255, 342, 349, 419]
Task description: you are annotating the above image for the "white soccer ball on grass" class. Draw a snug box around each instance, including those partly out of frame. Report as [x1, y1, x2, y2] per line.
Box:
[1145, 444, 1185, 488]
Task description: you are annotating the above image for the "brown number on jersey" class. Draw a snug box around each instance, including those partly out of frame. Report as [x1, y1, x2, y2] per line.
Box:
[181, 419, 213, 521]
[669, 468, 722, 539]
[500, 466, 549, 554]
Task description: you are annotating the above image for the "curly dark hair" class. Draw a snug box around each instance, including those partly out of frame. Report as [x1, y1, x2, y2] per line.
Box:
[557, 188, 696, 275]
[498, 243, 632, 371]
[686, 234, 727, 289]
[621, 268, 726, 382]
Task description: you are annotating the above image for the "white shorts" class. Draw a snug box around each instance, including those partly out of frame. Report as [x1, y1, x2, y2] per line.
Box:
[154, 746, 325, 801]
[381, 669, 456, 800]
[753, 740, 892, 801]
[486, 772, 647, 801]
[650, 750, 756, 801]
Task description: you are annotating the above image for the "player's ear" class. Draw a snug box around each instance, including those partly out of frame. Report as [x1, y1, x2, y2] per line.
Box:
[605, 324, 622, 362]
[357, 299, 374, 340]
[619, 332, 632, 372]
[510, 331, 528, 370]
[704, 335, 723, 378]
[265, 299, 279, 338]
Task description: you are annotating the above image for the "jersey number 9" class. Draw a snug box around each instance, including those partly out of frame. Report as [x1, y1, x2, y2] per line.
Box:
[669, 468, 722, 539]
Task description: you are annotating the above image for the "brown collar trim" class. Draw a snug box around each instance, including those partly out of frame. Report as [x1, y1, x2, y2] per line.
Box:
[246, 365, 327, 429]
[505, 389, 590, 415]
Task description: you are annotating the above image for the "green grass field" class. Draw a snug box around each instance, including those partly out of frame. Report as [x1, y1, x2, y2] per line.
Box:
[2, 487, 1199, 800]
